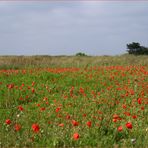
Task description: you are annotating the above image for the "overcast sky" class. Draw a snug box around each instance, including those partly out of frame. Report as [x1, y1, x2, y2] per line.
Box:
[0, 1, 148, 56]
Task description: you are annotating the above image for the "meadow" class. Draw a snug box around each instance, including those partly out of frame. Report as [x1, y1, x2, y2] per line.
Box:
[0, 55, 148, 147]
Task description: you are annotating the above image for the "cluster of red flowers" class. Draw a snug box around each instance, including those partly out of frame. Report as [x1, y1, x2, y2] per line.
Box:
[5, 119, 40, 133]
[117, 122, 132, 132]
[5, 119, 21, 132]
[2, 65, 147, 142]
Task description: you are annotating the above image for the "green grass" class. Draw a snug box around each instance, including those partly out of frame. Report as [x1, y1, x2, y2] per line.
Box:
[0, 56, 148, 147]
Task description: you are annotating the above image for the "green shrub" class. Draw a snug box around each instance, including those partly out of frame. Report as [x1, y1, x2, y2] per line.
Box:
[75, 52, 87, 56]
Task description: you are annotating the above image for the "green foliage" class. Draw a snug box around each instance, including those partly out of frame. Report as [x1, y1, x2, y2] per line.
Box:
[75, 52, 87, 56]
[127, 42, 148, 55]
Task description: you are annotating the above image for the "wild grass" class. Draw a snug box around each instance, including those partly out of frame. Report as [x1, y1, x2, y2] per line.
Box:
[0, 54, 148, 69]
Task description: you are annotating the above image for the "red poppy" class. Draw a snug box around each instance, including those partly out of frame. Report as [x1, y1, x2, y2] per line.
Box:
[79, 87, 84, 94]
[113, 114, 119, 119]
[14, 124, 21, 131]
[83, 114, 87, 117]
[117, 126, 123, 132]
[32, 123, 40, 133]
[129, 89, 134, 95]
[141, 106, 144, 110]
[73, 133, 79, 140]
[113, 119, 117, 122]
[124, 112, 130, 116]
[122, 104, 127, 109]
[43, 97, 48, 101]
[19, 97, 24, 101]
[113, 114, 121, 122]
[56, 107, 61, 113]
[72, 120, 79, 126]
[86, 121, 92, 127]
[32, 81, 35, 86]
[58, 123, 64, 127]
[126, 122, 132, 129]
[7, 84, 14, 89]
[66, 115, 70, 119]
[32, 88, 35, 93]
[138, 98, 142, 104]
[132, 115, 137, 119]
[5, 119, 11, 125]
[37, 103, 40, 107]
[18, 105, 24, 111]
[40, 107, 46, 111]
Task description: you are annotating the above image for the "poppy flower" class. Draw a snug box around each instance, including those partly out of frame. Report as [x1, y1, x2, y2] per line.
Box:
[58, 123, 64, 127]
[124, 112, 130, 116]
[113, 119, 117, 122]
[56, 107, 61, 113]
[72, 120, 79, 126]
[32, 88, 35, 93]
[73, 133, 79, 140]
[86, 121, 92, 127]
[5, 119, 11, 125]
[137, 98, 142, 104]
[126, 122, 132, 129]
[113, 114, 121, 122]
[40, 107, 46, 111]
[14, 124, 21, 131]
[19, 97, 24, 101]
[122, 104, 127, 109]
[32, 123, 40, 133]
[132, 115, 137, 119]
[7, 84, 14, 89]
[113, 114, 120, 119]
[79, 87, 84, 94]
[83, 114, 87, 117]
[18, 105, 24, 111]
[32, 81, 35, 86]
[141, 106, 144, 110]
[117, 126, 123, 132]
[66, 115, 70, 119]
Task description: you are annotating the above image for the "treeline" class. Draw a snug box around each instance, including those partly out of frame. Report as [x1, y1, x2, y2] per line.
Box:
[127, 42, 148, 55]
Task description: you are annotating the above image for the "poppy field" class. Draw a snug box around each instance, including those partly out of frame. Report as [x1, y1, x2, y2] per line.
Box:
[0, 65, 148, 147]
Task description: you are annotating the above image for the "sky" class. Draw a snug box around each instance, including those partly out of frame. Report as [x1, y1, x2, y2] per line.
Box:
[0, 1, 148, 56]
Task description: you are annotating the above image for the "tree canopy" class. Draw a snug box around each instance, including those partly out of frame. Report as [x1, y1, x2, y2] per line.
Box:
[127, 42, 148, 55]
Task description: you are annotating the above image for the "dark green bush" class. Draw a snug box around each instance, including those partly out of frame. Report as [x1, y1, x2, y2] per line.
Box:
[127, 42, 148, 55]
[75, 52, 87, 56]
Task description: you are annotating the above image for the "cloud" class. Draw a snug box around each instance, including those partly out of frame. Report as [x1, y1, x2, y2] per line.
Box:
[0, 1, 148, 55]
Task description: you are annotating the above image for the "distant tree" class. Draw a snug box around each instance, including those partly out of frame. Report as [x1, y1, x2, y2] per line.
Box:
[75, 52, 87, 56]
[127, 42, 148, 55]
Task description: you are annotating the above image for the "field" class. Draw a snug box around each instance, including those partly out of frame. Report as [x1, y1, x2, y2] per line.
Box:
[0, 55, 148, 147]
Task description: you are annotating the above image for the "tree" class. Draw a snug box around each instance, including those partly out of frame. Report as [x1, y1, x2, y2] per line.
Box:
[127, 42, 148, 55]
[75, 52, 87, 56]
